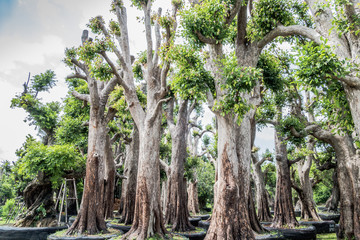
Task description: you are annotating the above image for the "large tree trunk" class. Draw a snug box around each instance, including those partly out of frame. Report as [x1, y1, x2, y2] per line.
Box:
[252, 152, 272, 222]
[119, 125, 139, 225]
[165, 100, 194, 232]
[187, 180, 200, 215]
[67, 115, 108, 235]
[304, 125, 359, 239]
[271, 129, 298, 228]
[205, 116, 254, 239]
[104, 135, 116, 219]
[325, 170, 339, 212]
[15, 174, 57, 227]
[123, 109, 166, 239]
[296, 140, 321, 221]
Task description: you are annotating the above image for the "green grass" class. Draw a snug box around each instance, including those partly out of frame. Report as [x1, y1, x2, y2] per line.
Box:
[51, 228, 121, 238]
[166, 226, 205, 234]
[0, 219, 15, 225]
[317, 233, 337, 240]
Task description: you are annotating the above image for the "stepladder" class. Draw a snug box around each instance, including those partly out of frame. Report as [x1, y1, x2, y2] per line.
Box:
[55, 178, 79, 224]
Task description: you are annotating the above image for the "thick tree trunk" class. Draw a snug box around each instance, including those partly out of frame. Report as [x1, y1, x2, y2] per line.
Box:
[104, 135, 116, 219]
[15, 175, 56, 227]
[271, 130, 298, 228]
[297, 140, 320, 221]
[67, 108, 108, 235]
[306, 126, 359, 239]
[119, 126, 139, 225]
[205, 116, 254, 240]
[325, 170, 339, 212]
[123, 113, 166, 239]
[337, 153, 355, 239]
[165, 100, 194, 232]
[252, 152, 272, 222]
[187, 180, 200, 215]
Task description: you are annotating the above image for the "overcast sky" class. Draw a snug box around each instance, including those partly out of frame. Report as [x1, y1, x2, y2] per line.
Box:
[0, 0, 274, 163]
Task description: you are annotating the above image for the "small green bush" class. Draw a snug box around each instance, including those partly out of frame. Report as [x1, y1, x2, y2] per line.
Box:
[1, 199, 15, 218]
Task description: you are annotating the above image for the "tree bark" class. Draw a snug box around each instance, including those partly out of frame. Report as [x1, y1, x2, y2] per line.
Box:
[119, 125, 139, 225]
[252, 152, 272, 222]
[271, 129, 298, 228]
[124, 112, 166, 239]
[187, 180, 200, 215]
[296, 140, 321, 221]
[305, 125, 359, 239]
[15, 175, 56, 227]
[104, 135, 116, 219]
[325, 170, 339, 212]
[67, 113, 108, 235]
[165, 100, 194, 232]
[205, 114, 254, 239]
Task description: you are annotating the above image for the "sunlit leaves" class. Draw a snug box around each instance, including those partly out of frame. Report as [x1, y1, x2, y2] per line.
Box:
[17, 140, 85, 188]
[168, 45, 214, 100]
[247, 0, 294, 41]
[180, 0, 232, 47]
[214, 53, 261, 121]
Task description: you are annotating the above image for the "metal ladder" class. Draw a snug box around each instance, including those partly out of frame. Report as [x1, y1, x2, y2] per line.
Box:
[55, 178, 79, 224]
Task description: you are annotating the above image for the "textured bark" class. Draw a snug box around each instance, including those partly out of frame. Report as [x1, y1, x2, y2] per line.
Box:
[325, 170, 340, 212]
[305, 125, 359, 239]
[15, 176, 56, 227]
[272, 128, 298, 228]
[296, 140, 321, 221]
[67, 118, 108, 235]
[205, 143, 254, 240]
[165, 100, 194, 232]
[187, 180, 200, 215]
[252, 152, 272, 222]
[124, 114, 166, 239]
[104, 135, 116, 219]
[119, 126, 139, 225]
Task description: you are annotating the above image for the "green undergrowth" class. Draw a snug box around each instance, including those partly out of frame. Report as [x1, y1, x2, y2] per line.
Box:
[317, 233, 337, 240]
[166, 226, 205, 234]
[52, 228, 121, 237]
[0, 219, 15, 225]
[112, 233, 188, 240]
[109, 219, 131, 226]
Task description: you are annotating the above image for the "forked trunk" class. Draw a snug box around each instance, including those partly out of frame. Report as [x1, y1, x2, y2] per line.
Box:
[205, 116, 254, 240]
[123, 114, 166, 239]
[308, 127, 359, 239]
[187, 180, 200, 215]
[271, 130, 298, 228]
[119, 126, 139, 225]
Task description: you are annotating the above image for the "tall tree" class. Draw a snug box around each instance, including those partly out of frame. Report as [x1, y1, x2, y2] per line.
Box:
[65, 0, 181, 237]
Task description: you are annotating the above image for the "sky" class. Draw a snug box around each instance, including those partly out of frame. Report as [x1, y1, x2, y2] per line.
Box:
[0, 0, 274, 163]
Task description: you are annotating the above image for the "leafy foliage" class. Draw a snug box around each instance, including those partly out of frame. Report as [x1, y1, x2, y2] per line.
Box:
[16, 138, 85, 188]
[180, 0, 234, 47]
[168, 45, 214, 100]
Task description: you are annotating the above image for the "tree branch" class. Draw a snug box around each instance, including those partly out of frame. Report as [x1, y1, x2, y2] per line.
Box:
[72, 91, 90, 102]
[288, 157, 303, 166]
[257, 25, 322, 50]
[100, 52, 130, 93]
[66, 73, 87, 81]
[147, 97, 172, 125]
[105, 107, 117, 124]
[159, 159, 170, 175]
